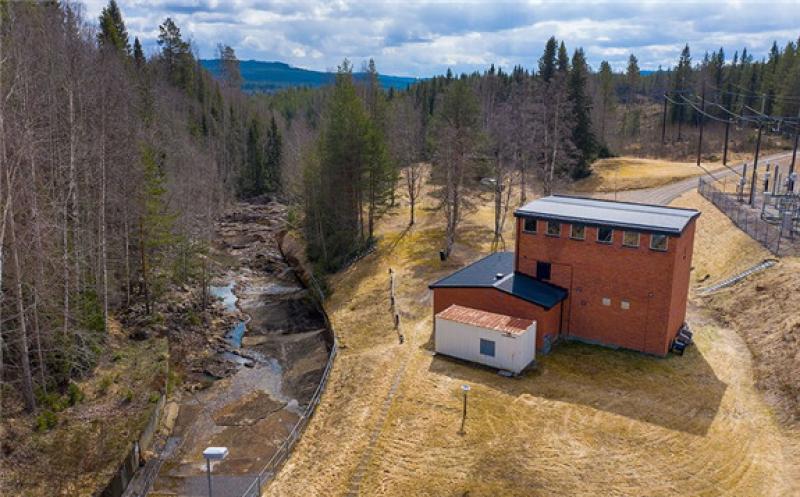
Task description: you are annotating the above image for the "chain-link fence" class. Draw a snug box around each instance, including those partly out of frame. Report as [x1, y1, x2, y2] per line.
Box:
[698, 176, 799, 256]
[238, 268, 338, 497]
[238, 342, 337, 497]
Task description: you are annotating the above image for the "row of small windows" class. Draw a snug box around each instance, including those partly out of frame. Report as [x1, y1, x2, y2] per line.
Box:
[602, 297, 631, 310]
[523, 217, 668, 251]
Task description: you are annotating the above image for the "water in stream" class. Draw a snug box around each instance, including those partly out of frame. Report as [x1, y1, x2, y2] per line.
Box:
[149, 203, 331, 497]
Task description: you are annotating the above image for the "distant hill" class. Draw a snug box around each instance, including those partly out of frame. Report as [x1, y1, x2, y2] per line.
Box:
[200, 59, 419, 92]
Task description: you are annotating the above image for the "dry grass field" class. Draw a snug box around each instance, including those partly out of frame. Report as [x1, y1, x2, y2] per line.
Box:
[265, 179, 800, 497]
[573, 157, 725, 193]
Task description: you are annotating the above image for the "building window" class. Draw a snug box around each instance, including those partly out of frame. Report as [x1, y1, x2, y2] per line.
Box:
[597, 226, 613, 244]
[623, 231, 640, 248]
[536, 261, 551, 280]
[546, 221, 561, 237]
[570, 223, 585, 240]
[479, 338, 496, 357]
[602, 297, 611, 306]
[621, 300, 630, 310]
[650, 234, 668, 251]
[523, 217, 537, 233]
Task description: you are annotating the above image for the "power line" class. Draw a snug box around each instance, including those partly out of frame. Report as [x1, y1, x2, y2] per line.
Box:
[665, 91, 800, 132]
[679, 95, 732, 123]
[722, 81, 800, 103]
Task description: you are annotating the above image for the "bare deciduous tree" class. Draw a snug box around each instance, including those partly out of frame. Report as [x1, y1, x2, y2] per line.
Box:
[388, 95, 425, 225]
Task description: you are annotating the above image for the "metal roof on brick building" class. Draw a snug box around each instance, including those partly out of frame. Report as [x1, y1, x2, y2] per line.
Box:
[436, 304, 534, 335]
[514, 195, 700, 235]
[429, 252, 567, 309]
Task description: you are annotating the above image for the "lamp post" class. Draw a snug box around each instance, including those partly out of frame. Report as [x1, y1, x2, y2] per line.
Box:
[203, 446, 229, 497]
[459, 384, 470, 435]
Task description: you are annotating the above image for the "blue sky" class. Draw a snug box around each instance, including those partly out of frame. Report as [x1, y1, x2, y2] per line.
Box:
[83, 1, 800, 77]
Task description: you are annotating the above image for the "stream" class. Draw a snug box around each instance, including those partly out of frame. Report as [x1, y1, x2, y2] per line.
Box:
[147, 202, 332, 497]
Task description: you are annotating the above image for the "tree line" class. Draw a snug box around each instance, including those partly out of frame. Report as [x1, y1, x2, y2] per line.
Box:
[290, 37, 603, 269]
[283, 34, 800, 270]
[583, 40, 800, 154]
[0, 1, 278, 414]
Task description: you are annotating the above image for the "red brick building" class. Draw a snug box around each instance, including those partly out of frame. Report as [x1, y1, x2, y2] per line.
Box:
[431, 195, 700, 356]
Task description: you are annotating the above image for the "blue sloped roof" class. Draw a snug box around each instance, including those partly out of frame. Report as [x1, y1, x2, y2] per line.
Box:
[429, 252, 567, 310]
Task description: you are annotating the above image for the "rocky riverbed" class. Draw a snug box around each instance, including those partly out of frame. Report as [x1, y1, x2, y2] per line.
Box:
[147, 200, 331, 497]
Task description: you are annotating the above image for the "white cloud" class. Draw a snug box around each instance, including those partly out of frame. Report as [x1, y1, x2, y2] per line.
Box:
[85, 0, 800, 76]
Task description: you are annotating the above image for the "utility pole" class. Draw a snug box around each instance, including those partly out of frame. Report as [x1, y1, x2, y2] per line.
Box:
[723, 119, 731, 166]
[661, 95, 668, 145]
[790, 110, 799, 176]
[750, 123, 763, 206]
[740, 163, 748, 202]
[696, 81, 706, 167]
[773, 165, 780, 195]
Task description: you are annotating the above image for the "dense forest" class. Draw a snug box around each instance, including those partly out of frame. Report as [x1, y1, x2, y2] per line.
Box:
[1, 0, 799, 427]
[280, 37, 800, 272]
[0, 1, 279, 416]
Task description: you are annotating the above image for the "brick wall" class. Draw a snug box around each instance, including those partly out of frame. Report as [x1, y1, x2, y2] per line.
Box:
[432, 287, 562, 351]
[514, 217, 695, 356]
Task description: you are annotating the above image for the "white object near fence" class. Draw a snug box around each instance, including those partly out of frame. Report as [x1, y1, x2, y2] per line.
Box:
[435, 305, 536, 374]
[203, 447, 228, 497]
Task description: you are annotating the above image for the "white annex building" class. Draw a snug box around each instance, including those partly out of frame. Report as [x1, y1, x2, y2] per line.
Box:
[434, 305, 537, 374]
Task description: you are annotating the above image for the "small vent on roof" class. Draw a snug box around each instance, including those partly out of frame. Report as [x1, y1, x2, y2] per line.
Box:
[495, 272, 504, 280]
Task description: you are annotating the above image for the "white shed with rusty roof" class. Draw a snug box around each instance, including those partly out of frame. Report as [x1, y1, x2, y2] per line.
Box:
[435, 304, 536, 374]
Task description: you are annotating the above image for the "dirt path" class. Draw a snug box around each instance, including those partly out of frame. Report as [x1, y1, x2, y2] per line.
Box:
[264, 165, 800, 497]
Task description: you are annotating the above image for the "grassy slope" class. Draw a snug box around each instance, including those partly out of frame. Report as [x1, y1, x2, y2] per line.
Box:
[572, 153, 783, 194]
[1, 319, 168, 496]
[267, 180, 800, 496]
[672, 192, 800, 426]
[573, 157, 708, 193]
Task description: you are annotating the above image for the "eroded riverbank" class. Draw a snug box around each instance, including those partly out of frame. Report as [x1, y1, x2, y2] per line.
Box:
[148, 201, 331, 497]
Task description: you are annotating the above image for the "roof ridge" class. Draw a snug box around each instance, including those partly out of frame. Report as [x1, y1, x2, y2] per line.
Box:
[541, 196, 698, 219]
[547, 194, 700, 214]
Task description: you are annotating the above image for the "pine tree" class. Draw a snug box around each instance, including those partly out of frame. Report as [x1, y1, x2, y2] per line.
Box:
[775, 41, 800, 116]
[264, 115, 282, 192]
[670, 44, 692, 128]
[139, 146, 176, 315]
[157, 18, 194, 92]
[539, 37, 558, 82]
[133, 37, 145, 67]
[97, 0, 129, 54]
[362, 59, 393, 240]
[304, 59, 372, 270]
[241, 117, 265, 197]
[568, 48, 595, 179]
[597, 60, 615, 144]
[623, 54, 642, 137]
[763, 41, 781, 113]
[557, 41, 570, 73]
[625, 54, 640, 103]
[712, 47, 725, 92]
